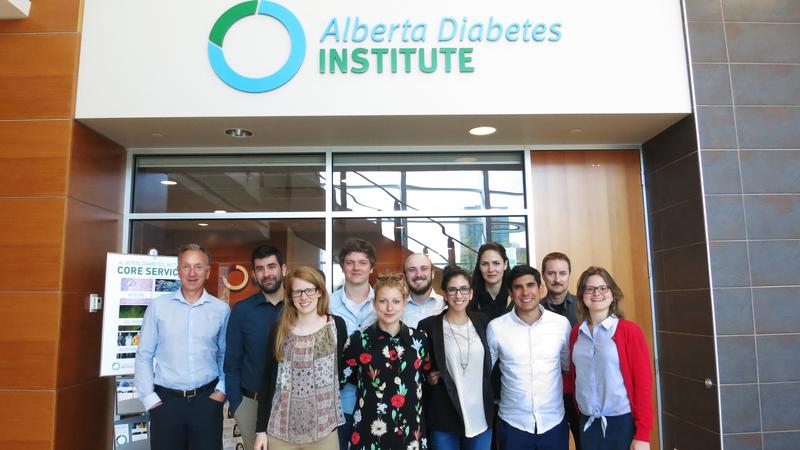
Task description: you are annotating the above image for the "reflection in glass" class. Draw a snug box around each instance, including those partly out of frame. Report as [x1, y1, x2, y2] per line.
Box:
[333, 153, 525, 212]
[130, 219, 325, 303]
[331, 216, 527, 291]
[133, 154, 326, 213]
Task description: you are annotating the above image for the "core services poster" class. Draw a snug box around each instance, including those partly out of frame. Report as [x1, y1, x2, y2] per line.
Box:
[100, 252, 179, 377]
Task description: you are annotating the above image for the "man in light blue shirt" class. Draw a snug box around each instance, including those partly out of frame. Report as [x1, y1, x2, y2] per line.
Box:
[402, 253, 446, 328]
[134, 244, 230, 450]
[329, 238, 377, 450]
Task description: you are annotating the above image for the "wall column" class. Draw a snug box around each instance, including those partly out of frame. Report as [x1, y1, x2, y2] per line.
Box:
[0, 2, 125, 449]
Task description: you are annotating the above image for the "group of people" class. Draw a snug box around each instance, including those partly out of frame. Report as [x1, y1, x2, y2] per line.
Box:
[134, 239, 653, 450]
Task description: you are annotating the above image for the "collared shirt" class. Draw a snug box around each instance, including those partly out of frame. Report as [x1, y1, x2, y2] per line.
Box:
[330, 285, 375, 414]
[487, 306, 571, 435]
[223, 291, 284, 412]
[402, 290, 446, 328]
[542, 292, 579, 327]
[330, 286, 376, 335]
[134, 289, 230, 410]
[573, 315, 631, 435]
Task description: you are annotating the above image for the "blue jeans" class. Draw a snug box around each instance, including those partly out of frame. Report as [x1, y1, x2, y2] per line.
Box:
[579, 414, 634, 450]
[430, 428, 492, 450]
[337, 413, 354, 450]
[496, 418, 568, 450]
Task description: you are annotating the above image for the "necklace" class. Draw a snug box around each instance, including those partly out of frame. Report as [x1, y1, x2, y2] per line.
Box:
[445, 317, 470, 372]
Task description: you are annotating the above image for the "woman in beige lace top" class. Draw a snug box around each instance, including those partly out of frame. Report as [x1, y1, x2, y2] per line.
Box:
[255, 267, 348, 450]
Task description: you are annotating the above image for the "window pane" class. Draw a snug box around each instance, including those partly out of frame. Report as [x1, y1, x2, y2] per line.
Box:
[331, 216, 528, 291]
[133, 154, 326, 213]
[333, 152, 525, 212]
[130, 219, 325, 303]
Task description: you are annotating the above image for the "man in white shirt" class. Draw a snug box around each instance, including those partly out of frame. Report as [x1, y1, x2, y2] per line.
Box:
[487, 264, 571, 450]
[329, 238, 377, 450]
[402, 253, 446, 328]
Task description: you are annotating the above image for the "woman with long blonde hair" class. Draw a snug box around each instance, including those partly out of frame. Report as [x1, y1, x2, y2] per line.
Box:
[255, 266, 348, 450]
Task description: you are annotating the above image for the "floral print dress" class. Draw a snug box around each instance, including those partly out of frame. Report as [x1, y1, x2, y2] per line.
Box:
[342, 323, 431, 450]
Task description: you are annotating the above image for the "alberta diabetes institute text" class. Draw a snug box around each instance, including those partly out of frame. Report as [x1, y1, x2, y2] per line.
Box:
[318, 16, 562, 74]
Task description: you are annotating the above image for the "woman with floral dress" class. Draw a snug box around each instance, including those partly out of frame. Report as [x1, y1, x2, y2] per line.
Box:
[341, 274, 431, 450]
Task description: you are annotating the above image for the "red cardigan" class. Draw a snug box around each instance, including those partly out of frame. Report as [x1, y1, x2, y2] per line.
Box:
[568, 319, 653, 442]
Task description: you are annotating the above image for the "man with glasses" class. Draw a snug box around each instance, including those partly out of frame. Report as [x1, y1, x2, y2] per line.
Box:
[541, 252, 581, 450]
[402, 253, 446, 328]
[135, 244, 230, 450]
[487, 264, 571, 450]
[330, 238, 377, 450]
[224, 245, 286, 450]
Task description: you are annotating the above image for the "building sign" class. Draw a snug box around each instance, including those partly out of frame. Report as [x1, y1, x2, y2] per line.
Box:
[207, 0, 564, 92]
[77, 0, 690, 118]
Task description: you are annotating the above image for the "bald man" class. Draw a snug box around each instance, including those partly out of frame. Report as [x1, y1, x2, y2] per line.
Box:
[402, 253, 446, 328]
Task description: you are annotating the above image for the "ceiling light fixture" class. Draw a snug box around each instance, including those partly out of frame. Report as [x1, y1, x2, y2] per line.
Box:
[160, 180, 177, 186]
[198, 223, 209, 227]
[469, 126, 496, 136]
[224, 128, 254, 138]
[213, 210, 227, 214]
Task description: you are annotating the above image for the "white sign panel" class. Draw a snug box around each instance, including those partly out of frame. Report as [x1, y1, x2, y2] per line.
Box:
[100, 253, 180, 377]
[76, 0, 690, 119]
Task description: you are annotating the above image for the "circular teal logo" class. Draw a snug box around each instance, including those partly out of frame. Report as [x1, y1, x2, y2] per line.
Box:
[208, 0, 306, 93]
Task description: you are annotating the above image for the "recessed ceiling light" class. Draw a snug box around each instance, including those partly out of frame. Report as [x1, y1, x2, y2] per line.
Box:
[224, 128, 254, 138]
[469, 126, 496, 136]
[160, 180, 177, 186]
[152, 133, 164, 138]
[570, 128, 583, 134]
[197, 223, 209, 227]
[213, 210, 227, 214]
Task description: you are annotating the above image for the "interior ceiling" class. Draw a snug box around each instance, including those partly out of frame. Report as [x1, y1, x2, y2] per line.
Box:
[78, 113, 689, 149]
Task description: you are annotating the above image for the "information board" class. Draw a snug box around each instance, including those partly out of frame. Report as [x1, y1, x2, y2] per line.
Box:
[100, 253, 180, 376]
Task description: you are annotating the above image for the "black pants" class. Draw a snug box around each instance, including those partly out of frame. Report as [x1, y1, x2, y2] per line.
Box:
[149, 392, 224, 450]
[564, 394, 582, 450]
[580, 413, 634, 450]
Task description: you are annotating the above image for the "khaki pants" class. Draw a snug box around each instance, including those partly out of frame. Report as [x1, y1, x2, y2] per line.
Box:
[233, 396, 258, 450]
[268, 430, 338, 450]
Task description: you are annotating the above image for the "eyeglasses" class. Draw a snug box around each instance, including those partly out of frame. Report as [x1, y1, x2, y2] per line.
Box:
[290, 288, 318, 298]
[584, 285, 610, 295]
[445, 287, 471, 296]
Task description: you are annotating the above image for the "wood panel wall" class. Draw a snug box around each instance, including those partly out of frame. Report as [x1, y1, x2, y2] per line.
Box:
[531, 150, 659, 449]
[0, 2, 126, 449]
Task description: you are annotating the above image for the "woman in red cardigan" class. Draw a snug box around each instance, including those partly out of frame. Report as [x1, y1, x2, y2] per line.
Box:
[569, 266, 653, 450]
